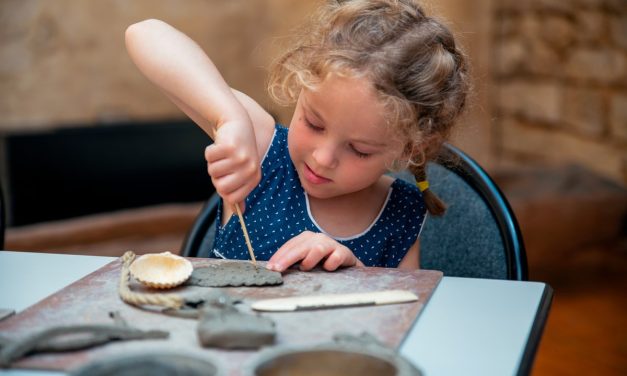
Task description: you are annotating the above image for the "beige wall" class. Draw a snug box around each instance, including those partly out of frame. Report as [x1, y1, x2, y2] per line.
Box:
[0, 0, 317, 130]
[0, 0, 493, 157]
[2, 0, 622, 184]
[428, 0, 495, 166]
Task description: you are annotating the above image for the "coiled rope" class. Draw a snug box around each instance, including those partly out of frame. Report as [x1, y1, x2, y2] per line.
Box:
[118, 251, 184, 309]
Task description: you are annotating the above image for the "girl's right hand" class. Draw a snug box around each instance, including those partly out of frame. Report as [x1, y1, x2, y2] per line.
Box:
[205, 118, 261, 207]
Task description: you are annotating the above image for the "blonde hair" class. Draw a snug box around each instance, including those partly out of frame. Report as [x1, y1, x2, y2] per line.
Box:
[268, 0, 470, 215]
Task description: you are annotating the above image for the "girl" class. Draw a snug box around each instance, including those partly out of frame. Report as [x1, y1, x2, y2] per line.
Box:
[125, 0, 469, 272]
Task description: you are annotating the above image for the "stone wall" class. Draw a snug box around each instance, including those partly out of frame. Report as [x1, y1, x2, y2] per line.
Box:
[493, 0, 627, 184]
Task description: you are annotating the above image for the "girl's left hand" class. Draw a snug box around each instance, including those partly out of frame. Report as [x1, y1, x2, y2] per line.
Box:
[267, 231, 364, 272]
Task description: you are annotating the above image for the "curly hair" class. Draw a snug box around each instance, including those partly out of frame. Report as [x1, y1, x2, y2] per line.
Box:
[268, 0, 470, 215]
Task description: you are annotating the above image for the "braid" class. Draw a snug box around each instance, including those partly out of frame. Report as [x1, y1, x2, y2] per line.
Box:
[408, 161, 446, 216]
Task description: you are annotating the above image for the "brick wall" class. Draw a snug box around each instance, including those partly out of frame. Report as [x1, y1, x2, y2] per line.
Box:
[493, 0, 627, 185]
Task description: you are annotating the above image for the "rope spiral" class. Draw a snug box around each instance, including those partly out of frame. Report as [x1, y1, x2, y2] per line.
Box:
[118, 251, 184, 309]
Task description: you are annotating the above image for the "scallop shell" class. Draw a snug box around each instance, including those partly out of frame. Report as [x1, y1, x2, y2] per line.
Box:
[129, 251, 193, 289]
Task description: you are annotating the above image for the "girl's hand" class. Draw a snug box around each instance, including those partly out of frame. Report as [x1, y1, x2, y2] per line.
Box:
[205, 118, 261, 206]
[267, 231, 365, 272]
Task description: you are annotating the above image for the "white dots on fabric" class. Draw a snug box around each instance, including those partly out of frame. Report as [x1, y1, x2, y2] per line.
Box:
[211, 125, 426, 268]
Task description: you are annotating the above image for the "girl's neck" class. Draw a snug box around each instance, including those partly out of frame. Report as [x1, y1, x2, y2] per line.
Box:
[307, 175, 393, 238]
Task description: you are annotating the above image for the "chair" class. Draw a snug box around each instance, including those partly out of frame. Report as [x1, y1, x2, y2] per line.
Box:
[181, 192, 221, 259]
[181, 143, 528, 281]
[419, 143, 528, 280]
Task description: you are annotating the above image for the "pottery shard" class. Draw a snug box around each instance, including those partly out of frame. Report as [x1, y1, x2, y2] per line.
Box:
[70, 352, 219, 376]
[197, 309, 276, 349]
[186, 262, 283, 287]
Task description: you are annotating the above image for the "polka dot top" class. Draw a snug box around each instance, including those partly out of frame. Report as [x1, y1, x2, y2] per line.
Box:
[211, 124, 427, 268]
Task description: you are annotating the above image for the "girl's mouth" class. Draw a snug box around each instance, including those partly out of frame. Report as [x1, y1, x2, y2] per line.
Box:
[303, 163, 332, 184]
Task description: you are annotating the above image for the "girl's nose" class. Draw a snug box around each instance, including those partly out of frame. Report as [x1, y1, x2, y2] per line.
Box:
[312, 144, 338, 169]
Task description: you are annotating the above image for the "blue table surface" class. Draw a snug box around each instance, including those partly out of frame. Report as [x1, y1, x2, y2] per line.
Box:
[0, 251, 549, 376]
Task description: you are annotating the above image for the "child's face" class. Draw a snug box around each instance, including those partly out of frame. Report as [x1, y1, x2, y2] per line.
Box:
[288, 74, 404, 199]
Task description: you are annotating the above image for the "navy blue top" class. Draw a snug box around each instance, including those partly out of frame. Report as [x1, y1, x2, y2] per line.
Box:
[211, 124, 427, 267]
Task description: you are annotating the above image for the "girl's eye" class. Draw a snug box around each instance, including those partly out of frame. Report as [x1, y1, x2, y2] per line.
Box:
[304, 119, 323, 132]
[350, 145, 371, 159]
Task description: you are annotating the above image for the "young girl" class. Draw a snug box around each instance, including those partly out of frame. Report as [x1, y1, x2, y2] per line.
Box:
[125, 0, 469, 272]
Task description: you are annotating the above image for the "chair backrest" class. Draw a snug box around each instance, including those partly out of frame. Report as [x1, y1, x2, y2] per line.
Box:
[420, 144, 528, 280]
[181, 192, 220, 258]
[181, 143, 528, 281]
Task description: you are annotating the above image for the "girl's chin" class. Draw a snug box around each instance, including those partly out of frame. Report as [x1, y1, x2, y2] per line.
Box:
[300, 178, 334, 199]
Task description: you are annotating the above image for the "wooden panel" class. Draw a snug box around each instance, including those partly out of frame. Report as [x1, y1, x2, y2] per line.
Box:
[0, 258, 442, 374]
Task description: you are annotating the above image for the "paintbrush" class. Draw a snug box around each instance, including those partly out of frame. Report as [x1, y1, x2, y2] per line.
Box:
[233, 204, 257, 268]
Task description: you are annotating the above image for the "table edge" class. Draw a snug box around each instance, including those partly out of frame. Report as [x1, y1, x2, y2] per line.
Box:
[516, 283, 554, 376]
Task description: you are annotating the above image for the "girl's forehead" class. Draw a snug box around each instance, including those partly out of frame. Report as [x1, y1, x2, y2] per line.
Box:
[301, 75, 403, 145]
[305, 74, 377, 108]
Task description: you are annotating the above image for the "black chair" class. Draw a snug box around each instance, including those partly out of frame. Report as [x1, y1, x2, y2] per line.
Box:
[420, 144, 528, 280]
[181, 143, 528, 281]
[181, 192, 221, 259]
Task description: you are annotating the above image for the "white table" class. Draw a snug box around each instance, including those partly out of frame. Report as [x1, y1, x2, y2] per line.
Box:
[0, 251, 552, 376]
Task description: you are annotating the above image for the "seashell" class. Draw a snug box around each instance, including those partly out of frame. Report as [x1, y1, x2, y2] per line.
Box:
[129, 251, 193, 289]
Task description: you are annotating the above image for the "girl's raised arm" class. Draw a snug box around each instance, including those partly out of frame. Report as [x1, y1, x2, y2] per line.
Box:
[125, 19, 274, 205]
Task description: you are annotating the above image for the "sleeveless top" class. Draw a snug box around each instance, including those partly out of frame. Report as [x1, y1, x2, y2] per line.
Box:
[211, 124, 427, 267]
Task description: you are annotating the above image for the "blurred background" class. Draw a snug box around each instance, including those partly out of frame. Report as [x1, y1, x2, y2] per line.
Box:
[0, 0, 625, 374]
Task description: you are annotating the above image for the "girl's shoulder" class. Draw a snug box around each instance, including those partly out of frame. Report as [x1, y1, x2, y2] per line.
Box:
[259, 124, 290, 171]
[388, 177, 426, 213]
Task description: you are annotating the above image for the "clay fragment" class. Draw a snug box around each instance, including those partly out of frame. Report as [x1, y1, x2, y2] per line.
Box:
[70, 352, 219, 376]
[196, 291, 276, 349]
[0, 309, 15, 322]
[250, 332, 423, 376]
[186, 262, 282, 287]
[0, 312, 168, 367]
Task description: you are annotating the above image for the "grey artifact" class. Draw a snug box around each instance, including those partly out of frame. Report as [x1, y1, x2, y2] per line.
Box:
[196, 291, 276, 349]
[186, 262, 283, 287]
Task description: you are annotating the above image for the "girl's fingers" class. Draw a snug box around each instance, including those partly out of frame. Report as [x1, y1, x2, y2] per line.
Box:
[204, 143, 232, 163]
[321, 251, 345, 271]
[267, 233, 312, 271]
[299, 242, 332, 271]
[273, 231, 311, 258]
[212, 171, 249, 194]
[322, 248, 361, 271]
[206, 149, 257, 176]
[267, 231, 361, 273]
[207, 158, 237, 179]
[220, 181, 258, 207]
[206, 142, 261, 205]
